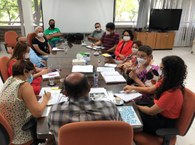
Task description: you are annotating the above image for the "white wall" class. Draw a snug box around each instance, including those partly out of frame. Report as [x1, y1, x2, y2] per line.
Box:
[42, 0, 114, 33]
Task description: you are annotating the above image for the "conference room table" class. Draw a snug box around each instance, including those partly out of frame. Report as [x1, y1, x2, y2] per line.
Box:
[37, 42, 143, 140]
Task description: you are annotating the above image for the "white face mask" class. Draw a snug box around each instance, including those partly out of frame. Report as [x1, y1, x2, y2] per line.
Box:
[106, 30, 111, 35]
[96, 28, 101, 31]
[37, 32, 44, 37]
[25, 53, 30, 59]
[137, 57, 146, 66]
[123, 36, 130, 41]
[132, 48, 138, 54]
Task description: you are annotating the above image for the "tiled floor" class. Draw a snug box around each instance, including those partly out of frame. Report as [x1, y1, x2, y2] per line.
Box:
[0, 46, 195, 144]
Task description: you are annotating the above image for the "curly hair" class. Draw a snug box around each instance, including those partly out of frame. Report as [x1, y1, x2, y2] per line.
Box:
[155, 55, 187, 99]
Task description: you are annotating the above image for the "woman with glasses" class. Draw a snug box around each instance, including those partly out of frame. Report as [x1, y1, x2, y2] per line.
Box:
[114, 29, 134, 60]
[0, 60, 51, 145]
[123, 55, 187, 135]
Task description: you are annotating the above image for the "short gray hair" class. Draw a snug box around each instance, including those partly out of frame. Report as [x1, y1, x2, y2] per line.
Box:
[34, 26, 43, 32]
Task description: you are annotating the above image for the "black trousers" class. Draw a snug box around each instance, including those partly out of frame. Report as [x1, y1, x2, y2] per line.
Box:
[139, 111, 177, 135]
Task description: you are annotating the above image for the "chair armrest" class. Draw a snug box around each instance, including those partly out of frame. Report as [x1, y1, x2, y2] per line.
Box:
[156, 128, 179, 137]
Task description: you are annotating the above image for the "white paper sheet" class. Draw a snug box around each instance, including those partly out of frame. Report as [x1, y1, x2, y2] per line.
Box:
[97, 67, 115, 72]
[42, 71, 60, 79]
[39, 87, 67, 105]
[104, 63, 117, 68]
[114, 92, 142, 102]
[89, 88, 111, 101]
[101, 71, 126, 83]
[72, 65, 93, 73]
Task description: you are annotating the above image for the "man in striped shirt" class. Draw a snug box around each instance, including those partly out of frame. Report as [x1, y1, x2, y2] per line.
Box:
[94, 22, 120, 57]
[48, 72, 122, 144]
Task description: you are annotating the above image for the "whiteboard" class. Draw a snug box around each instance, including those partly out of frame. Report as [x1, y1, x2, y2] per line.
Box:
[42, 0, 114, 33]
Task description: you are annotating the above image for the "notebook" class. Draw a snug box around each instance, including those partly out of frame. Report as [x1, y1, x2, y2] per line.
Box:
[117, 106, 143, 127]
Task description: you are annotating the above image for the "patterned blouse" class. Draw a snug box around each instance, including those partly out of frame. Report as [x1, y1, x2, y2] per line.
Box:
[0, 76, 32, 144]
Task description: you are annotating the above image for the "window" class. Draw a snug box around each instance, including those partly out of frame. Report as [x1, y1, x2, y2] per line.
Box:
[0, 0, 20, 26]
[32, 0, 43, 26]
[115, 0, 139, 25]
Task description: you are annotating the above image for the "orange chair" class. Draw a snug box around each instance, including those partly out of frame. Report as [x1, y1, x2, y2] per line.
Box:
[27, 32, 36, 48]
[58, 121, 133, 145]
[0, 113, 13, 145]
[134, 88, 195, 145]
[0, 56, 10, 83]
[4, 31, 18, 54]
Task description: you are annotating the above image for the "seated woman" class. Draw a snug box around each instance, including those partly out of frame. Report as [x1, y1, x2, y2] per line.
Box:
[8, 41, 48, 94]
[17, 36, 46, 68]
[32, 26, 52, 60]
[114, 30, 134, 60]
[117, 40, 142, 73]
[123, 55, 187, 135]
[0, 60, 51, 145]
[128, 46, 161, 105]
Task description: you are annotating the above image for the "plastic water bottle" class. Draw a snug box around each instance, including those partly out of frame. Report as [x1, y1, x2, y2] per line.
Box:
[93, 72, 99, 87]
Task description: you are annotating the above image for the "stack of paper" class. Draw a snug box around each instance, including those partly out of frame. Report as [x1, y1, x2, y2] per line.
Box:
[42, 71, 60, 79]
[72, 65, 93, 73]
[101, 71, 126, 84]
[39, 87, 68, 105]
[117, 106, 143, 127]
[89, 88, 111, 101]
[114, 92, 142, 102]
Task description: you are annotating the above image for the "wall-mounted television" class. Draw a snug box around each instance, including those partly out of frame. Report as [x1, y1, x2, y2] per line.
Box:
[149, 9, 182, 31]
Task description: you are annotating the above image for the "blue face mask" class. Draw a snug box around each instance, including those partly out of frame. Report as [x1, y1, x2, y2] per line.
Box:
[27, 74, 33, 84]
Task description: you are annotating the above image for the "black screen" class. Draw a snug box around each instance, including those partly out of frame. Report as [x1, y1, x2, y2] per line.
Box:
[149, 9, 182, 31]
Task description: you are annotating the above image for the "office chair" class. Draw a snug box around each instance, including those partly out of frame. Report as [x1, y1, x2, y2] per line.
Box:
[0, 56, 10, 83]
[134, 88, 195, 145]
[0, 113, 13, 145]
[58, 121, 133, 145]
[27, 32, 36, 48]
[4, 31, 18, 54]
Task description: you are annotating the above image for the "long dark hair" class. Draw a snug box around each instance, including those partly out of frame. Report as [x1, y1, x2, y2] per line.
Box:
[10, 41, 29, 60]
[155, 55, 187, 99]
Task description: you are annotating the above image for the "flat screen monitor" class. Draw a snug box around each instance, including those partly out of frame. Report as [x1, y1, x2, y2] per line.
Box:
[149, 9, 182, 31]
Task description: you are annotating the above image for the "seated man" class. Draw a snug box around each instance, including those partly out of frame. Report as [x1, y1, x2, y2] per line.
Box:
[48, 72, 122, 144]
[44, 19, 63, 47]
[17, 36, 46, 68]
[88, 22, 104, 43]
[93, 22, 119, 57]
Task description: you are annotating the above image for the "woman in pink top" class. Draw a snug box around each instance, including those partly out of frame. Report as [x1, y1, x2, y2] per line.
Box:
[114, 30, 134, 60]
[123, 55, 187, 135]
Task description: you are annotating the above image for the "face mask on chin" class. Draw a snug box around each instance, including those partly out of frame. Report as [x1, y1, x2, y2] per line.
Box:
[37, 32, 44, 38]
[27, 74, 33, 84]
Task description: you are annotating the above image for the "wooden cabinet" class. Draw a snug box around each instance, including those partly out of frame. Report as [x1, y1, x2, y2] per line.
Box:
[135, 31, 175, 49]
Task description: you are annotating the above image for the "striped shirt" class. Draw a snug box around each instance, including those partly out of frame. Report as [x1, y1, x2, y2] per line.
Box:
[48, 97, 122, 144]
[101, 32, 120, 50]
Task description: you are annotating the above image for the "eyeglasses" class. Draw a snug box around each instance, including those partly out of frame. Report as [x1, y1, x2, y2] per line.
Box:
[95, 26, 100, 29]
[123, 35, 130, 36]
